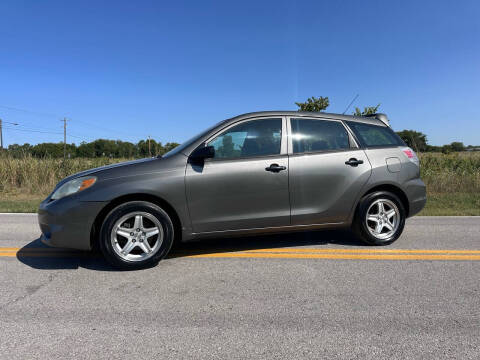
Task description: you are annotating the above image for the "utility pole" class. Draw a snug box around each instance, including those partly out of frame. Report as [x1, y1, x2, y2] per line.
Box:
[148, 135, 151, 157]
[0, 119, 19, 149]
[61, 118, 68, 160]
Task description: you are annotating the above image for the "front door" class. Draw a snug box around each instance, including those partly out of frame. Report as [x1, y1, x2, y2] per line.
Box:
[288, 117, 372, 225]
[185, 117, 290, 233]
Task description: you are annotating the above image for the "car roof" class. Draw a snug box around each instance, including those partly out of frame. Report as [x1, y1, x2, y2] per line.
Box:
[224, 111, 385, 126]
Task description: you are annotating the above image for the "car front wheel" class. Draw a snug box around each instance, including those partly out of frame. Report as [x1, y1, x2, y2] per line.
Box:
[352, 191, 406, 246]
[99, 201, 174, 270]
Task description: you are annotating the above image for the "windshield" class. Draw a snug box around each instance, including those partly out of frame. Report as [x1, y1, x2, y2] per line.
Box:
[161, 119, 227, 158]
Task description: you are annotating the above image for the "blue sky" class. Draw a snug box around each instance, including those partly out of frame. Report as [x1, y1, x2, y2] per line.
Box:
[0, 0, 479, 146]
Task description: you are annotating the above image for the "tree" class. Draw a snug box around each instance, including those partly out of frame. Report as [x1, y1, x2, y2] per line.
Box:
[30, 142, 74, 158]
[353, 104, 380, 116]
[426, 145, 442, 152]
[449, 142, 465, 152]
[396, 130, 428, 152]
[441, 145, 452, 154]
[7, 143, 32, 158]
[295, 96, 329, 112]
[115, 140, 136, 158]
[137, 139, 150, 157]
[162, 142, 179, 155]
[77, 141, 95, 157]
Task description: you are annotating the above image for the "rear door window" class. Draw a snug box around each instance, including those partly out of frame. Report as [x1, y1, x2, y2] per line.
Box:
[346, 121, 405, 148]
[290, 118, 350, 154]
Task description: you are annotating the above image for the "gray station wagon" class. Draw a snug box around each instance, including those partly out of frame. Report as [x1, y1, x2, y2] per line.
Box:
[39, 111, 427, 269]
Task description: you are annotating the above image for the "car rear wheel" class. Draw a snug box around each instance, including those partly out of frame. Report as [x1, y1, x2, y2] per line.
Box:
[99, 201, 174, 270]
[352, 191, 406, 246]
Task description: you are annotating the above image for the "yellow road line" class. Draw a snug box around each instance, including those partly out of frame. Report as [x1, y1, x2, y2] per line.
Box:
[0, 251, 91, 258]
[186, 253, 480, 261]
[245, 248, 480, 254]
[0, 248, 76, 252]
[0, 253, 90, 258]
[0, 247, 90, 258]
[3, 247, 480, 254]
[0, 252, 18, 257]
[1, 247, 480, 261]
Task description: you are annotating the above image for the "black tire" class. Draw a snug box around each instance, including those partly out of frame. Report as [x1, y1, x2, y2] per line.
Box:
[352, 191, 406, 246]
[99, 201, 174, 270]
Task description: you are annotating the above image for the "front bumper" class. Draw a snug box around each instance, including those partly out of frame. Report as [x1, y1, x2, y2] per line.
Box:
[38, 197, 107, 251]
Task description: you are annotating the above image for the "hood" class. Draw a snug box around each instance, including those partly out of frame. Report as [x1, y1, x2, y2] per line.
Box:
[56, 158, 157, 188]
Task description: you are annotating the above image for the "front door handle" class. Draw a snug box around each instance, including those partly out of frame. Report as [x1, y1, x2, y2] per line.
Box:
[265, 163, 287, 172]
[345, 158, 364, 167]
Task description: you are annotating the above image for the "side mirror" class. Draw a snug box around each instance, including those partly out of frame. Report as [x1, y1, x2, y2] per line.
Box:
[189, 145, 215, 162]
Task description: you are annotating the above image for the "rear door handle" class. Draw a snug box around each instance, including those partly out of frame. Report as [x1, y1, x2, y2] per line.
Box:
[345, 158, 364, 167]
[265, 163, 287, 172]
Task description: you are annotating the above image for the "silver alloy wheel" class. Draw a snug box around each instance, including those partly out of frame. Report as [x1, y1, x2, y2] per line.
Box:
[365, 199, 400, 240]
[110, 211, 164, 262]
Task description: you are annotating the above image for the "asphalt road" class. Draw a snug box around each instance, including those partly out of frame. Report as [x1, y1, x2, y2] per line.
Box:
[0, 214, 479, 359]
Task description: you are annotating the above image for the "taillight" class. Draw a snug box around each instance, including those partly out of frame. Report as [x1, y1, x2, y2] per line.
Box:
[403, 149, 414, 158]
[402, 147, 419, 164]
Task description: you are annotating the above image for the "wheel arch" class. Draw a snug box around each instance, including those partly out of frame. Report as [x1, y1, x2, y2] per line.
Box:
[353, 184, 410, 221]
[90, 193, 182, 250]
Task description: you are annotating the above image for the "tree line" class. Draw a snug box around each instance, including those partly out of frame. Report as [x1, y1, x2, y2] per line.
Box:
[4, 139, 180, 158]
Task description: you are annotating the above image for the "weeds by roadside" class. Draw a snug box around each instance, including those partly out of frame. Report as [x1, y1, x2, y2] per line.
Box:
[0, 152, 479, 214]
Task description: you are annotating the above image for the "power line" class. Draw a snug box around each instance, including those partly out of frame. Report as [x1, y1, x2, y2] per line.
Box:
[0, 104, 146, 138]
[0, 104, 58, 117]
[71, 118, 146, 138]
[2, 126, 63, 135]
[2, 120, 19, 126]
[3, 125, 114, 140]
[14, 122, 66, 133]
[8, 120, 94, 139]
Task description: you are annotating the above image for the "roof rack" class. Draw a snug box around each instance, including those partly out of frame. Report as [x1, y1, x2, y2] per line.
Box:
[364, 113, 390, 126]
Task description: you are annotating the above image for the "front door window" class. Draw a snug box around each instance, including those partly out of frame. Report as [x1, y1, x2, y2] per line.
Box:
[208, 118, 282, 159]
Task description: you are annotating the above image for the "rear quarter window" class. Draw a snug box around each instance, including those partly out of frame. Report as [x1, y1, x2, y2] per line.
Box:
[346, 121, 405, 148]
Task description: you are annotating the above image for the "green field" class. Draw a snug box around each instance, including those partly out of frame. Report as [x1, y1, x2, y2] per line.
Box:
[1, 152, 479, 215]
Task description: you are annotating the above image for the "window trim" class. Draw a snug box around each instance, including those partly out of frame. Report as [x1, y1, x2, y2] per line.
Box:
[202, 116, 287, 162]
[286, 117, 357, 156]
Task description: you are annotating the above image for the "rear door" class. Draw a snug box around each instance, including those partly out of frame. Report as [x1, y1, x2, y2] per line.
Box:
[288, 117, 372, 225]
[185, 117, 290, 233]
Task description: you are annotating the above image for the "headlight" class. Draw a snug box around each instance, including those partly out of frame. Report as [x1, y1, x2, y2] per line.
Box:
[51, 176, 97, 200]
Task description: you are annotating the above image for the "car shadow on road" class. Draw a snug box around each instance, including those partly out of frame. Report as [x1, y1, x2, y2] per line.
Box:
[16, 228, 367, 271]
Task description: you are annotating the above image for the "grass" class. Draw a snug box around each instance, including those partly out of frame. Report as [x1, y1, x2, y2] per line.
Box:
[420, 193, 480, 216]
[0, 152, 479, 215]
[417, 152, 480, 215]
[0, 195, 44, 213]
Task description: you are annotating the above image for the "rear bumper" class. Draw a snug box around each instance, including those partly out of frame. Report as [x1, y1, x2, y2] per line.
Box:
[38, 197, 107, 251]
[404, 178, 427, 217]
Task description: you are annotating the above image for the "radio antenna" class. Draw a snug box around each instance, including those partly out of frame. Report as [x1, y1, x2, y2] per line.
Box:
[342, 94, 359, 114]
